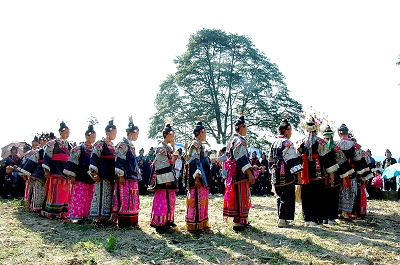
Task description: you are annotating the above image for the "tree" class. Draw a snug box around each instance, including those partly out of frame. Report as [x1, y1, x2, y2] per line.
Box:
[148, 29, 302, 148]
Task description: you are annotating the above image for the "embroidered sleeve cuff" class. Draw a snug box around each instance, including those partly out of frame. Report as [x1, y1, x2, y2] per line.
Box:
[89, 165, 99, 173]
[326, 164, 339, 174]
[115, 168, 125, 177]
[42, 164, 50, 172]
[290, 164, 302, 174]
[361, 172, 374, 181]
[63, 169, 76, 177]
[192, 169, 202, 179]
[241, 163, 252, 174]
[339, 169, 355, 178]
[20, 168, 31, 176]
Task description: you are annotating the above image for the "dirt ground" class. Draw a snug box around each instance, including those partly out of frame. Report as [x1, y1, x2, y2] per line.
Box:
[0, 193, 400, 265]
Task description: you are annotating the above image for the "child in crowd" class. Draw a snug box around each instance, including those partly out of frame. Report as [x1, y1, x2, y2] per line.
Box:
[2, 166, 15, 199]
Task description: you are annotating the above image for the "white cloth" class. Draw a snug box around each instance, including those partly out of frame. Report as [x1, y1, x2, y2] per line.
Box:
[174, 158, 182, 178]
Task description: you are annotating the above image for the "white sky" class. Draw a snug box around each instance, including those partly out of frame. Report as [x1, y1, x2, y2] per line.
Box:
[0, 1, 399, 160]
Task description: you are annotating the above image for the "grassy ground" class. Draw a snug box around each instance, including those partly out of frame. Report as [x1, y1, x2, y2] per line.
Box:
[0, 193, 400, 265]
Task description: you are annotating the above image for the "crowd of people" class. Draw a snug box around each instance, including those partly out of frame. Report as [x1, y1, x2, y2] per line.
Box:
[0, 114, 396, 233]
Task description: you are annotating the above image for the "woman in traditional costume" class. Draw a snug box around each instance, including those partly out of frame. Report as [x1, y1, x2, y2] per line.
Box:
[185, 122, 211, 231]
[21, 135, 46, 212]
[63, 120, 97, 221]
[41, 122, 72, 219]
[149, 124, 177, 232]
[223, 116, 255, 231]
[297, 117, 338, 226]
[335, 124, 368, 221]
[112, 117, 141, 228]
[89, 119, 117, 226]
[268, 118, 302, 227]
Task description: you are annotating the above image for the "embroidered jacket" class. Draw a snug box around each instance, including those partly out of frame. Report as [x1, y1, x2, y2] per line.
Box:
[63, 143, 95, 183]
[42, 138, 72, 178]
[186, 139, 211, 188]
[152, 142, 177, 190]
[21, 147, 45, 180]
[268, 136, 302, 186]
[89, 138, 116, 181]
[115, 137, 141, 181]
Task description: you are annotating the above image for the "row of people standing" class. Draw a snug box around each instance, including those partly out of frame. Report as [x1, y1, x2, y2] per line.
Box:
[268, 116, 374, 227]
[16, 116, 256, 233]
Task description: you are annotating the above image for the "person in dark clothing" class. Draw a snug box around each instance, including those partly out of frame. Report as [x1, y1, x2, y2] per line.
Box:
[210, 154, 220, 195]
[0, 160, 7, 197]
[251, 151, 261, 195]
[382, 149, 397, 191]
[2, 166, 15, 199]
[138, 157, 150, 195]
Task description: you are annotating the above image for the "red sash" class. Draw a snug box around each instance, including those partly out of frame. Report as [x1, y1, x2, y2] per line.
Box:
[301, 154, 320, 185]
[52, 154, 69, 162]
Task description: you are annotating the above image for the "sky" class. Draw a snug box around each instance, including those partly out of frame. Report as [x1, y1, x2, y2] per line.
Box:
[0, 1, 399, 161]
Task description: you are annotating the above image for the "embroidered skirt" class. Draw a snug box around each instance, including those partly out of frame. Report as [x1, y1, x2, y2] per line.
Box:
[111, 180, 140, 227]
[26, 178, 46, 212]
[223, 181, 251, 225]
[186, 186, 209, 231]
[68, 181, 95, 220]
[89, 179, 113, 220]
[41, 175, 70, 219]
[24, 178, 32, 206]
[150, 190, 176, 227]
[338, 178, 357, 219]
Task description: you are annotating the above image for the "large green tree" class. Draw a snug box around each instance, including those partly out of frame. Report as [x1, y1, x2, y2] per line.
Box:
[149, 29, 302, 147]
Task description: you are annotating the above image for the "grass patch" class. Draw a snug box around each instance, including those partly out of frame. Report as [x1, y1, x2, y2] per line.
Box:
[0, 195, 399, 264]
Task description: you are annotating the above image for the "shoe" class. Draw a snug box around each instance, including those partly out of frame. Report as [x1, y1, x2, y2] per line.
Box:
[277, 219, 287, 228]
[323, 220, 328, 224]
[328, 219, 337, 225]
[304, 221, 310, 227]
[233, 223, 245, 231]
[309, 221, 317, 227]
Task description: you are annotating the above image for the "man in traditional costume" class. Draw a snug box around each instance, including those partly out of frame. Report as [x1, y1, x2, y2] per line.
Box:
[223, 116, 255, 231]
[112, 117, 141, 228]
[63, 121, 97, 221]
[88, 119, 117, 226]
[41, 122, 72, 219]
[185, 122, 211, 231]
[268, 118, 302, 228]
[148, 124, 177, 232]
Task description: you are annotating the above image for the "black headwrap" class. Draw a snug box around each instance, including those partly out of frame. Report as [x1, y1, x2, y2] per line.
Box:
[278, 119, 291, 135]
[338, 124, 349, 134]
[163, 124, 173, 138]
[193, 122, 205, 136]
[32, 136, 39, 143]
[105, 119, 116, 132]
[59, 121, 69, 132]
[126, 116, 139, 134]
[85, 124, 96, 136]
[234, 116, 246, 131]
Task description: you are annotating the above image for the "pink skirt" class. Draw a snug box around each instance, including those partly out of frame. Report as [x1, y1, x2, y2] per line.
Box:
[68, 181, 95, 220]
[186, 186, 209, 231]
[223, 181, 252, 225]
[24, 178, 32, 206]
[150, 190, 176, 227]
[41, 175, 70, 219]
[26, 178, 46, 212]
[111, 180, 140, 227]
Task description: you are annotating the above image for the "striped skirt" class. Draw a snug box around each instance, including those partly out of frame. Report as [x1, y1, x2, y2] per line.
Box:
[186, 186, 210, 231]
[25, 178, 46, 212]
[89, 179, 113, 220]
[150, 190, 176, 228]
[223, 181, 251, 225]
[338, 178, 357, 219]
[111, 180, 140, 227]
[68, 181, 95, 221]
[41, 175, 70, 219]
